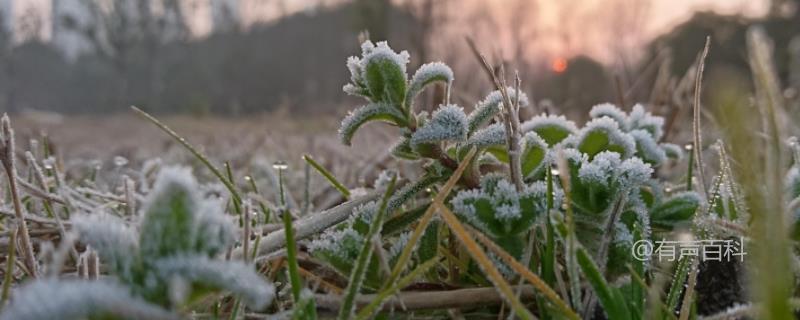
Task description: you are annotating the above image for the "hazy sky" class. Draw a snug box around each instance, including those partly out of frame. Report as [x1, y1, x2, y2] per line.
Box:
[8, 0, 770, 62]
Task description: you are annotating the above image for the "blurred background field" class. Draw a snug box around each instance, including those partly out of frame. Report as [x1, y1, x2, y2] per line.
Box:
[0, 0, 797, 165]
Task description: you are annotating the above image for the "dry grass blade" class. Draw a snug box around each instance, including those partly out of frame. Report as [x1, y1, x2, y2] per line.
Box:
[466, 37, 523, 191]
[355, 258, 438, 319]
[692, 36, 711, 196]
[465, 224, 580, 320]
[1, 114, 39, 278]
[382, 148, 477, 288]
[678, 258, 700, 320]
[317, 285, 538, 312]
[246, 190, 381, 258]
[432, 202, 535, 320]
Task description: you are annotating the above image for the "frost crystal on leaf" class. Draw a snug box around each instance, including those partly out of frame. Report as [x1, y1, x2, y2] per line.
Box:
[661, 143, 684, 160]
[589, 103, 627, 128]
[154, 256, 275, 310]
[410, 104, 468, 146]
[467, 88, 529, 133]
[576, 117, 636, 158]
[406, 62, 454, 106]
[466, 123, 506, 148]
[520, 114, 578, 146]
[0, 279, 176, 320]
[73, 214, 139, 279]
[339, 103, 404, 146]
[193, 198, 237, 257]
[616, 157, 653, 191]
[630, 129, 667, 166]
[627, 104, 664, 141]
[578, 151, 622, 187]
[139, 166, 203, 259]
[361, 41, 410, 76]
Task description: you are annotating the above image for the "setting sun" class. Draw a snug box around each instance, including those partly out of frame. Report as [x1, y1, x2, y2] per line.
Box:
[551, 57, 568, 73]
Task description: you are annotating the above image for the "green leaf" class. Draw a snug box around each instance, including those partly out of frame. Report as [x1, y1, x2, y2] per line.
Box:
[364, 52, 408, 105]
[406, 62, 453, 109]
[650, 192, 700, 230]
[576, 247, 631, 320]
[418, 220, 440, 262]
[520, 114, 577, 146]
[390, 137, 419, 160]
[576, 118, 635, 159]
[520, 132, 548, 178]
[139, 168, 199, 260]
[339, 103, 405, 146]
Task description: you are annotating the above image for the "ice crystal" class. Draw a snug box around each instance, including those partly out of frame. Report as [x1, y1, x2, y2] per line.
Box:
[410, 104, 468, 146]
[466, 123, 506, 148]
[627, 104, 665, 141]
[339, 103, 404, 146]
[0, 279, 176, 320]
[661, 143, 684, 160]
[406, 62, 454, 104]
[466, 88, 529, 133]
[630, 129, 667, 166]
[589, 103, 627, 128]
[73, 214, 138, 279]
[154, 256, 275, 310]
[520, 114, 578, 146]
[576, 117, 636, 158]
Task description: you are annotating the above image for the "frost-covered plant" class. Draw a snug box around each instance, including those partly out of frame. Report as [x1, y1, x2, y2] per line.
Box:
[451, 175, 558, 258]
[307, 200, 409, 289]
[2, 167, 275, 319]
[336, 39, 702, 315]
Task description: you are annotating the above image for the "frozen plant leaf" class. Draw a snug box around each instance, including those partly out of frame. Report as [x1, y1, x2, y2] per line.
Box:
[466, 123, 506, 148]
[406, 62, 454, 109]
[390, 137, 419, 160]
[192, 198, 236, 257]
[627, 104, 664, 141]
[362, 41, 410, 105]
[153, 256, 275, 310]
[410, 104, 468, 146]
[589, 103, 628, 128]
[661, 143, 683, 160]
[629, 129, 667, 166]
[650, 192, 701, 231]
[73, 214, 140, 280]
[139, 167, 201, 260]
[520, 131, 548, 178]
[0, 279, 177, 320]
[451, 178, 552, 239]
[339, 103, 405, 146]
[520, 114, 577, 146]
[576, 117, 636, 159]
[466, 88, 529, 134]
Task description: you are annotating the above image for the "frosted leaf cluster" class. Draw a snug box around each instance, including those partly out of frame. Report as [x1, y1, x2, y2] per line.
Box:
[343, 41, 410, 99]
[410, 104, 468, 146]
[53, 166, 274, 313]
[451, 178, 555, 239]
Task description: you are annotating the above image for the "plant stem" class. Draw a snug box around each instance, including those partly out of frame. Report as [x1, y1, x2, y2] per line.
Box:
[0, 115, 38, 278]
